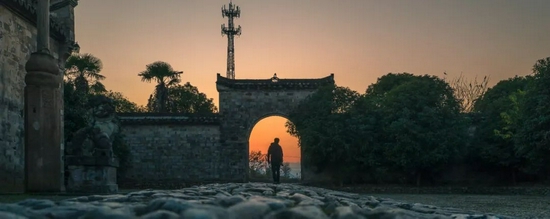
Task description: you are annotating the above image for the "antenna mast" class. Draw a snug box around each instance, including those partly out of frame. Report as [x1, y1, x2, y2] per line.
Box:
[221, 1, 241, 79]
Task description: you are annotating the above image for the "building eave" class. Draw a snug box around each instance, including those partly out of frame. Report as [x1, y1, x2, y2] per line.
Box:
[216, 73, 335, 91]
[0, 0, 71, 42]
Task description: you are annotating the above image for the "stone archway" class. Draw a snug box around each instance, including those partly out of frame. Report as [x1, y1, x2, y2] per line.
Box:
[216, 73, 335, 182]
[246, 114, 297, 181]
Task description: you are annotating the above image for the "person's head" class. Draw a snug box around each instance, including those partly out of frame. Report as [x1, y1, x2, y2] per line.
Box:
[274, 138, 279, 143]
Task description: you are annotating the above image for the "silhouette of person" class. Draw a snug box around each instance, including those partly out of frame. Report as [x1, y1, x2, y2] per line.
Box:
[267, 137, 283, 184]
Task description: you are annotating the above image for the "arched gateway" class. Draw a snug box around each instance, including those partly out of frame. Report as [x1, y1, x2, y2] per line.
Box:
[216, 73, 335, 181]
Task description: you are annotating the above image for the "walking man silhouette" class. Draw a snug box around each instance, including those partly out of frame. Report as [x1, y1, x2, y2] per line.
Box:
[267, 138, 283, 184]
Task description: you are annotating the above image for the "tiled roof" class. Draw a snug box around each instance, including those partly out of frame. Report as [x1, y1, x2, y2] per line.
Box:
[216, 73, 335, 90]
[1, 0, 71, 41]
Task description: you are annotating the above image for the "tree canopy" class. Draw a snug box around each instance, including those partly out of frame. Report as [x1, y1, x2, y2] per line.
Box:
[470, 76, 532, 184]
[147, 82, 218, 114]
[515, 57, 550, 176]
[64, 53, 106, 94]
[286, 84, 361, 180]
[286, 74, 464, 185]
[138, 61, 183, 113]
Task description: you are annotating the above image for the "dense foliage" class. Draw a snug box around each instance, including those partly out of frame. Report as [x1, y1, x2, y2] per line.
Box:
[515, 57, 550, 177]
[287, 57, 550, 186]
[470, 76, 533, 184]
[64, 53, 106, 94]
[286, 84, 361, 181]
[287, 74, 466, 185]
[147, 82, 217, 113]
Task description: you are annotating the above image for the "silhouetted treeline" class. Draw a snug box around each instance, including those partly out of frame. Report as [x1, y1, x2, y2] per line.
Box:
[287, 57, 550, 186]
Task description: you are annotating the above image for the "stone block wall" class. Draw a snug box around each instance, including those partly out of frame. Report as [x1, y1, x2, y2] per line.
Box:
[118, 114, 223, 185]
[0, 4, 64, 192]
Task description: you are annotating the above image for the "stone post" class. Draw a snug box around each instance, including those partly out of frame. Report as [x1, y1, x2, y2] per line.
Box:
[24, 0, 65, 192]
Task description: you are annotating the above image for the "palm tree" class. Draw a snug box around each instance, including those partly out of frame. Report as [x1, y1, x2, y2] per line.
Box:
[138, 61, 182, 113]
[64, 53, 106, 94]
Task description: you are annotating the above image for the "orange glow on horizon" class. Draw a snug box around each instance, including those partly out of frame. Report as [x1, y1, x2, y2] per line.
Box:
[249, 116, 300, 163]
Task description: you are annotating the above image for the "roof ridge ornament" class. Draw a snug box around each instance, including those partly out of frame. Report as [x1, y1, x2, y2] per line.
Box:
[271, 73, 279, 83]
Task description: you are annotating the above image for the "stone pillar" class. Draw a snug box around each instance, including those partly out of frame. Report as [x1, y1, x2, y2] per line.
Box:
[36, 0, 50, 52]
[24, 0, 65, 192]
[66, 156, 119, 194]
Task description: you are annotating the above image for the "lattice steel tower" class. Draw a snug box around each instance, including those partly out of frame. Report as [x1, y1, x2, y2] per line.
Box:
[221, 1, 241, 79]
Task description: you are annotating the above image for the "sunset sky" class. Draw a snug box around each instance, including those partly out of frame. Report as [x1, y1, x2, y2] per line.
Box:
[74, 0, 550, 163]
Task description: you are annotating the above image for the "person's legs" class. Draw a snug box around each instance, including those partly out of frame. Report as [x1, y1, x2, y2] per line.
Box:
[276, 166, 281, 183]
[273, 162, 281, 183]
[271, 164, 277, 183]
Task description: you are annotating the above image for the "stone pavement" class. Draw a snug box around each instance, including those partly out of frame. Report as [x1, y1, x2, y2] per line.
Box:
[0, 183, 515, 219]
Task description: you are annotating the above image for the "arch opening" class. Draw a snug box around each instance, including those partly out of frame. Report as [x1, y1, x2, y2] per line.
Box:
[247, 115, 301, 182]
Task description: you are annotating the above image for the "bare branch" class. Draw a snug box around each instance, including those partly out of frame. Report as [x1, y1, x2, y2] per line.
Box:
[444, 72, 490, 113]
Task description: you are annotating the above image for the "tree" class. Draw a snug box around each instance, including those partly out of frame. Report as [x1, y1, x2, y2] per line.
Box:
[64, 53, 106, 94]
[281, 162, 292, 179]
[346, 93, 386, 183]
[63, 53, 106, 141]
[249, 150, 268, 178]
[515, 57, 550, 177]
[138, 61, 182, 113]
[367, 73, 466, 186]
[286, 84, 361, 184]
[63, 80, 89, 142]
[104, 91, 147, 113]
[471, 76, 532, 184]
[147, 82, 217, 113]
[444, 72, 490, 113]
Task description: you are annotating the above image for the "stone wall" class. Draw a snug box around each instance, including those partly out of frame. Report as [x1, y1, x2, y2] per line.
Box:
[118, 114, 223, 186]
[0, 4, 67, 192]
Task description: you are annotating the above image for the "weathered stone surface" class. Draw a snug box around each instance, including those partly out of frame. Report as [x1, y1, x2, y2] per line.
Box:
[66, 164, 119, 194]
[0, 183, 515, 219]
[0, 3, 67, 193]
[118, 120, 221, 184]
[24, 50, 64, 192]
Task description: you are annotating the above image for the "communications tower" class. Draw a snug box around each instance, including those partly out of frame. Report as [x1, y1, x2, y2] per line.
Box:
[221, 1, 241, 79]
